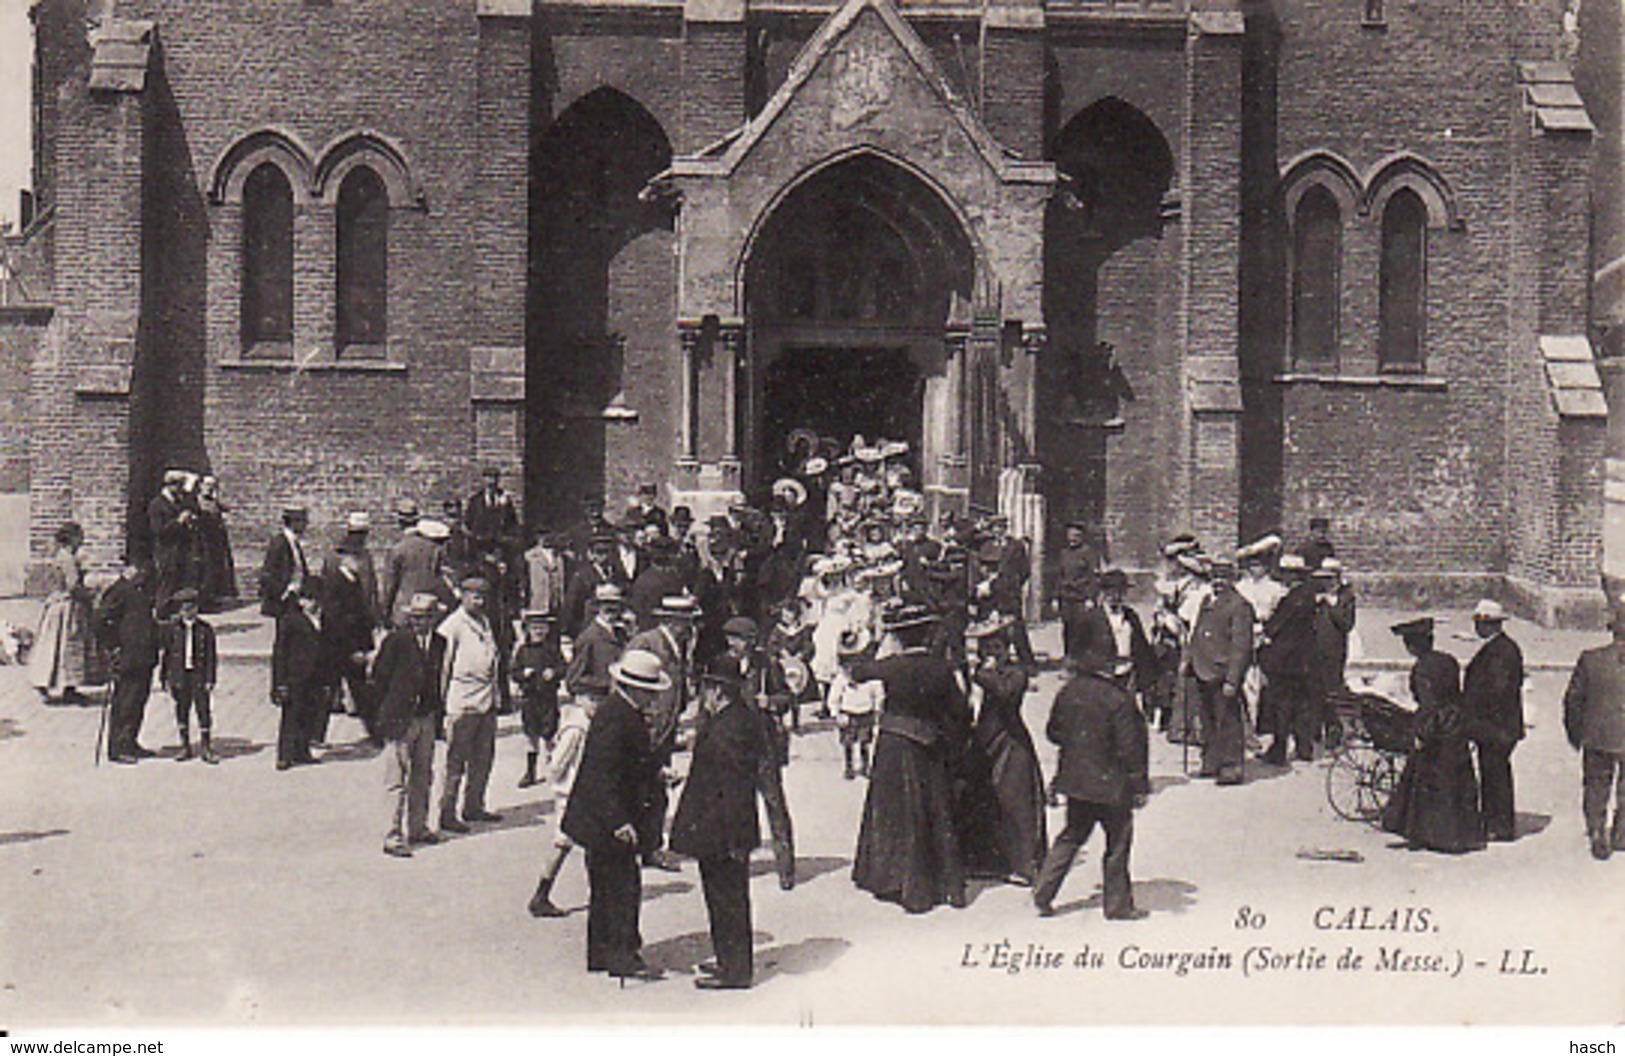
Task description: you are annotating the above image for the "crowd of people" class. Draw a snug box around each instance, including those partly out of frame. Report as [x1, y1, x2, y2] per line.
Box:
[22, 440, 1625, 992]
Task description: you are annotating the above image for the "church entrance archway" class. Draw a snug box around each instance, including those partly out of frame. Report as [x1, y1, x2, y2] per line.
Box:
[743, 152, 974, 503]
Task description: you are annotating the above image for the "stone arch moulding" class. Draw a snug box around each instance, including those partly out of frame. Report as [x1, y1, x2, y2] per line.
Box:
[312, 130, 425, 210]
[1363, 153, 1461, 231]
[1279, 149, 1362, 223]
[207, 127, 316, 206]
[732, 145, 987, 320]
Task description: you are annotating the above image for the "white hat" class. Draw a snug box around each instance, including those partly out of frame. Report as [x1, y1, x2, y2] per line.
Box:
[417, 518, 451, 541]
[611, 648, 672, 692]
[1472, 599, 1507, 621]
[1236, 533, 1283, 561]
[1278, 553, 1307, 572]
[803, 457, 829, 476]
[346, 511, 372, 533]
[772, 477, 808, 508]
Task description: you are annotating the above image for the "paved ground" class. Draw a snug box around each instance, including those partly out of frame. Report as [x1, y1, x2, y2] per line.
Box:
[0, 609, 1620, 1028]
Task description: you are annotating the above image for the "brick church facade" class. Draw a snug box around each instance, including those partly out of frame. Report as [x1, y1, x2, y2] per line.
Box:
[2, 0, 1614, 622]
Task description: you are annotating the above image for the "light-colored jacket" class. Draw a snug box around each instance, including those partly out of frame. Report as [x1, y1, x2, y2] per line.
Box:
[437, 606, 499, 716]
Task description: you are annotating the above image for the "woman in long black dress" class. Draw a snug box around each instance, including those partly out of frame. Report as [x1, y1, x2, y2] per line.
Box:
[851, 604, 973, 913]
[1381, 618, 1486, 853]
[965, 621, 1048, 885]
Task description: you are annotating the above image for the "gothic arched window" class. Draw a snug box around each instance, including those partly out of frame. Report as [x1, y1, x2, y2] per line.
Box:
[1379, 188, 1427, 371]
[241, 162, 294, 350]
[336, 165, 388, 352]
[1291, 185, 1341, 367]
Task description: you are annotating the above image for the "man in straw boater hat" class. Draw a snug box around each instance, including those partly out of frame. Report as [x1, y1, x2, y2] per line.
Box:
[259, 504, 311, 620]
[561, 648, 670, 982]
[373, 593, 446, 857]
[566, 582, 630, 714]
[627, 595, 702, 872]
[1562, 592, 1625, 860]
[1183, 553, 1255, 785]
[148, 468, 197, 613]
[670, 665, 773, 990]
[1033, 643, 1150, 920]
[1462, 599, 1525, 842]
[435, 575, 505, 834]
[1258, 551, 1318, 766]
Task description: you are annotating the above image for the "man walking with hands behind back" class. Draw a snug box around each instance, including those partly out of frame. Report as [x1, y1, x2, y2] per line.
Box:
[1033, 648, 1150, 920]
[374, 593, 446, 857]
[1563, 598, 1625, 860]
[1463, 600, 1524, 842]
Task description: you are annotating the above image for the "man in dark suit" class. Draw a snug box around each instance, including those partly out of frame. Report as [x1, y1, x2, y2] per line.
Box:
[561, 648, 667, 981]
[670, 667, 771, 990]
[626, 595, 698, 872]
[1055, 521, 1101, 665]
[97, 559, 161, 764]
[322, 548, 380, 745]
[566, 584, 629, 707]
[1184, 554, 1255, 785]
[1079, 569, 1153, 694]
[159, 588, 218, 764]
[1033, 648, 1150, 920]
[259, 506, 310, 619]
[1562, 602, 1625, 860]
[272, 585, 328, 770]
[373, 593, 446, 856]
[562, 534, 624, 639]
[975, 514, 1035, 670]
[148, 470, 196, 613]
[465, 466, 522, 560]
[626, 536, 686, 632]
[1463, 600, 1525, 841]
[1259, 554, 1319, 765]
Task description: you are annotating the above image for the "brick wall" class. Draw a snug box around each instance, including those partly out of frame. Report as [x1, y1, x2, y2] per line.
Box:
[125, 0, 482, 575]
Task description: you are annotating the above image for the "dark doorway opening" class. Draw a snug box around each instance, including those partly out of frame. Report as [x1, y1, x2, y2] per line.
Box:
[761, 347, 922, 482]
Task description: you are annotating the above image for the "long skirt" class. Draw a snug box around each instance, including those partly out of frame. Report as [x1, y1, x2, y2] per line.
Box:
[27, 595, 96, 698]
[1381, 739, 1486, 853]
[980, 724, 1049, 883]
[852, 730, 964, 913]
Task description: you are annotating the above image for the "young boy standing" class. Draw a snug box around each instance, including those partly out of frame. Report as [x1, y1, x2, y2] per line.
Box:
[161, 588, 219, 764]
[514, 610, 566, 789]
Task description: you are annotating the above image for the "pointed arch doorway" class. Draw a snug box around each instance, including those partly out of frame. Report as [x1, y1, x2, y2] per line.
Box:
[741, 152, 976, 502]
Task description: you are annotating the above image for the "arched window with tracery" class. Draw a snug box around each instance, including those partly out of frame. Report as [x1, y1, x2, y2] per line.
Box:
[336, 165, 388, 353]
[1379, 188, 1427, 371]
[1291, 185, 1341, 367]
[241, 162, 294, 351]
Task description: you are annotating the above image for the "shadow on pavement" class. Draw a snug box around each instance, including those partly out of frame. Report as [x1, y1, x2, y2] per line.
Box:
[1149, 774, 1189, 794]
[0, 828, 69, 847]
[210, 736, 266, 761]
[757, 936, 852, 982]
[1055, 876, 1198, 918]
[1513, 812, 1552, 840]
[642, 878, 695, 903]
[318, 739, 384, 764]
[750, 854, 849, 884]
[644, 929, 775, 976]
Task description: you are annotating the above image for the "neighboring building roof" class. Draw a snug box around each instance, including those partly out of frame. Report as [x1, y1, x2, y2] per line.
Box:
[1519, 60, 1596, 134]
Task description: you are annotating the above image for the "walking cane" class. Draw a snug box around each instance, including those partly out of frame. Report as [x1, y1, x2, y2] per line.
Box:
[94, 684, 110, 767]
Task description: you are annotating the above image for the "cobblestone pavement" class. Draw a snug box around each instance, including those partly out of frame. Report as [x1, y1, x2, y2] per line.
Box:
[0, 612, 1620, 1028]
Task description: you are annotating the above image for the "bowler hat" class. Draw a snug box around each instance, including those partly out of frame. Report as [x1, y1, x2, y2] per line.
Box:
[1100, 568, 1130, 593]
[610, 649, 672, 693]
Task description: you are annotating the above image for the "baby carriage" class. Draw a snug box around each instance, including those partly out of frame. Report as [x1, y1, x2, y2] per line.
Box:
[1323, 688, 1417, 823]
